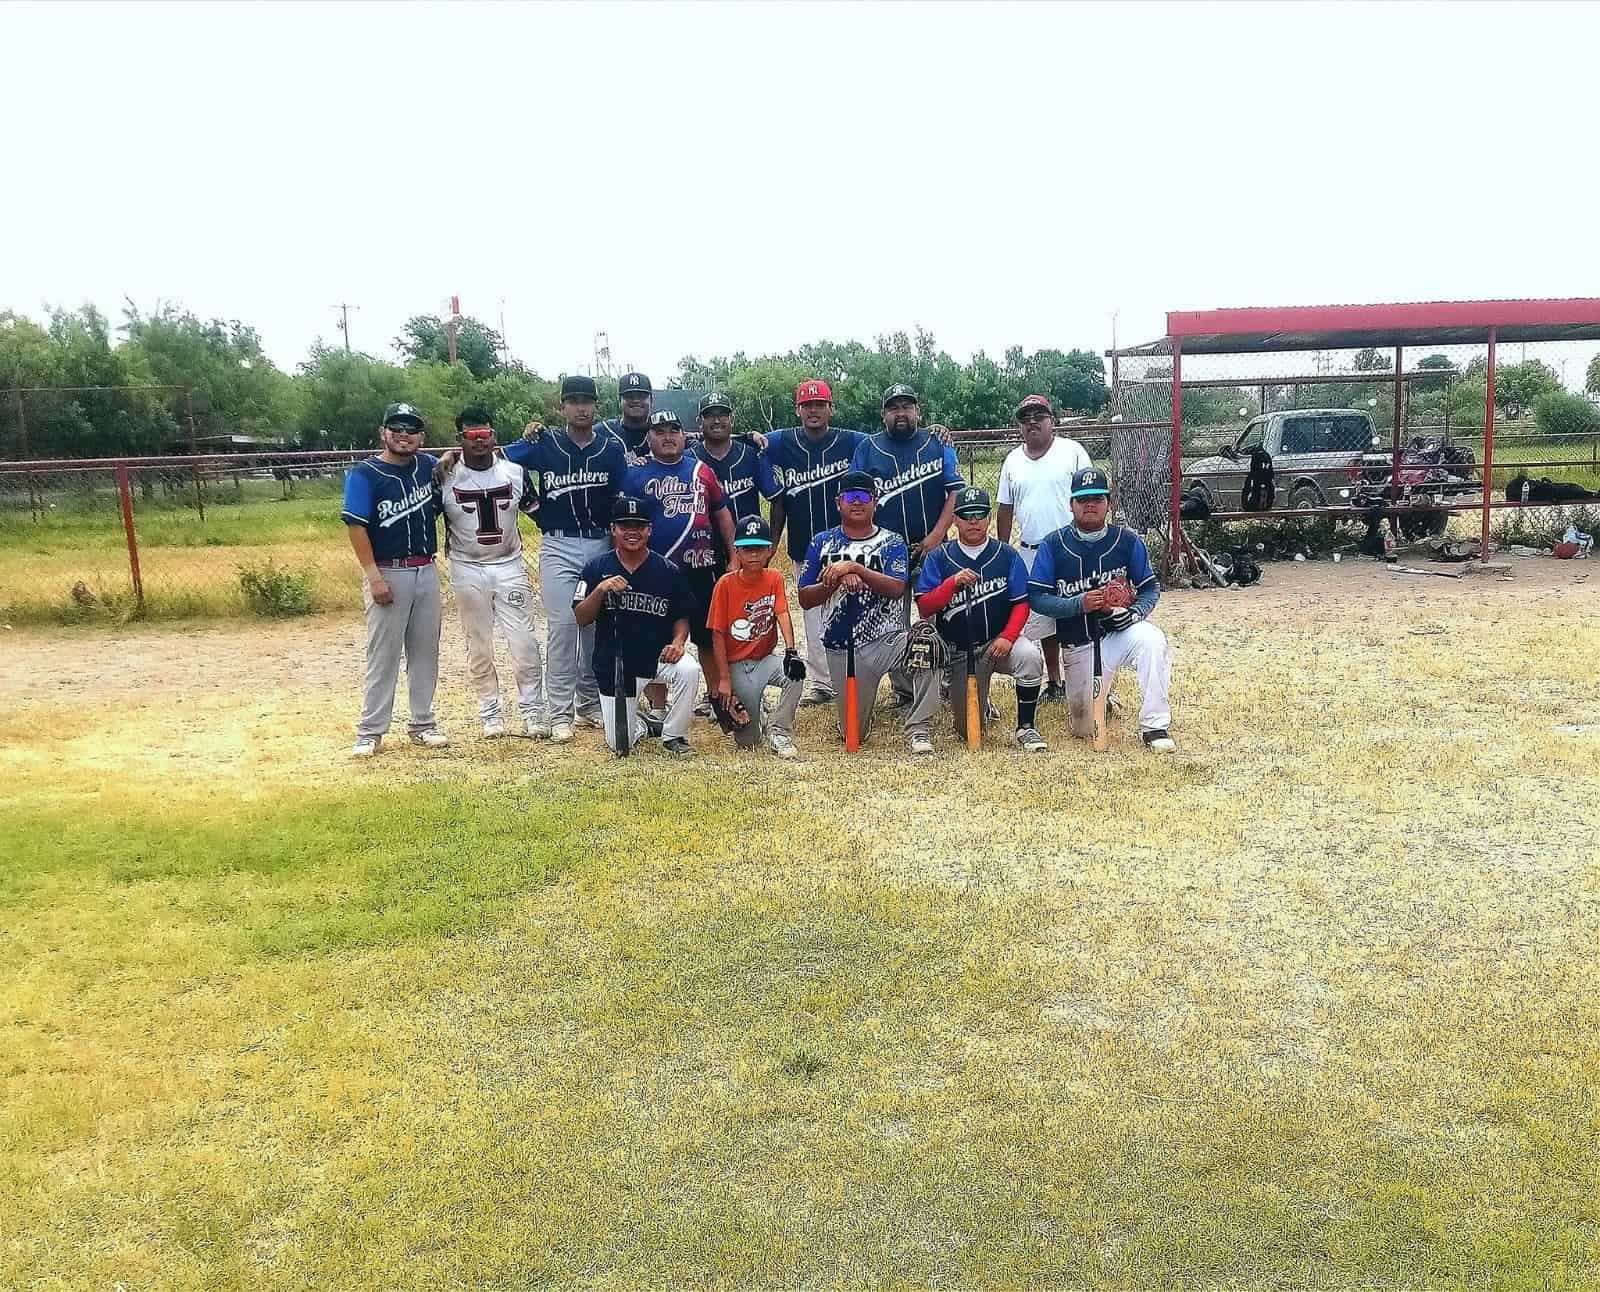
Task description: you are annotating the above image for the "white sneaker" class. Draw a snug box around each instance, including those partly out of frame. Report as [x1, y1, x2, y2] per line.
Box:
[1014, 726, 1049, 753]
[523, 715, 552, 739]
[575, 710, 603, 730]
[409, 728, 450, 749]
[549, 720, 574, 745]
[908, 731, 935, 756]
[1142, 728, 1177, 753]
[984, 700, 1002, 722]
[482, 717, 507, 739]
[769, 730, 799, 760]
[350, 736, 381, 758]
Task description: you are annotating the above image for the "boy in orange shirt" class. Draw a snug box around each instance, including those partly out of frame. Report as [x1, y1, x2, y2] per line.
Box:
[707, 515, 806, 758]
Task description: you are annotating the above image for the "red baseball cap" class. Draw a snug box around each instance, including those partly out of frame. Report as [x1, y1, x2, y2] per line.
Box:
[1015, 394, 1053, 418]
[796, 379, 833, 404]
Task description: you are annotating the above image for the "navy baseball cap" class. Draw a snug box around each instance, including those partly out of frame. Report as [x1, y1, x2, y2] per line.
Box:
[619, 372, 653, 395]
[881, 383, 919, 409]
[611, 494, 649, 523]
[560, 374, 598, 401]
[733, 515, 773, 547]
[647, 409, 683, 430]
[698, 390, 733, 414]
[1071, 467, 1111, 498]
[953, 486, 992, 518]
[837, 469, 878, 497]
[381, 402, 424, 429]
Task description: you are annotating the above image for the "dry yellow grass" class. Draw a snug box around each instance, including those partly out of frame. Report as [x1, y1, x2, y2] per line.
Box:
[2, 557, 1597, 1288]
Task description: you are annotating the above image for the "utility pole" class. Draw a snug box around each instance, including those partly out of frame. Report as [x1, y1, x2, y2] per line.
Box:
[448, 295, 460, 366]
[593, 330, 611, 380]
[498, 298, 509, 363]
[333, 303, 358, 353]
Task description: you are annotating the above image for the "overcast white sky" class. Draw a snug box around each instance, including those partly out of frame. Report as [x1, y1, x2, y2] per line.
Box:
[3, 0, 1597, 381]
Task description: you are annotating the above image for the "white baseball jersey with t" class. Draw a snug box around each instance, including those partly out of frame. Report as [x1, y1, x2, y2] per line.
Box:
[441, 458, 536, 563]
[997, 436, 1092, 545]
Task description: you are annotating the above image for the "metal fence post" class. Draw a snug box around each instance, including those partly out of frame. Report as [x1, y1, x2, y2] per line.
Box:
[1481, 328, 1496, 555]
[117, 464, 145, 613]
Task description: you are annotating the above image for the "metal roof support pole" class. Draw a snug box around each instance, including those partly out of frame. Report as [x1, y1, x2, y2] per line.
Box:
[1481, 328, 1497, 554]
[1169, 338, 1184, 574]
[1391, 346, 1404, 534]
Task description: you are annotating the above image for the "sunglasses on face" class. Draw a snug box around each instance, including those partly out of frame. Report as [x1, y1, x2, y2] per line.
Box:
[839, 490, 874, 505]
[1020, 411, 1052, 424]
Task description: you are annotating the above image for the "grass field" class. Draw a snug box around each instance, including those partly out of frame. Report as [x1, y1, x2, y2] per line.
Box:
[3, 560, 1597, 1288]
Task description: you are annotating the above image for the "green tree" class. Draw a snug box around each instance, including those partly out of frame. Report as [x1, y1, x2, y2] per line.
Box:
[395, 314, 505, 380]
[1532, 389, 1600, 439]
[1586, 352, 1600, 396]
[1492, 359, 1561, 418]
[1352, 347, 1389, 372]
[295, 345, 411, 449]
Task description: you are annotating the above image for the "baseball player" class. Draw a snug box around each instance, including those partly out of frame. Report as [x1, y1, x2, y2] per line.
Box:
[996, 394, 1093, 700]
[909, 486, 1047, 752]
[623, 409, 736, 705]
[498, 374, 626, 743]
[438, 407, 549, 739]
[1027, 467, 1176, 752]
[599, 371, 655, 460]
[796, 470, 938, 753]
[759, 378, 866, 706]
[572, 495, 702, 757]
[691, 391, 764, 525]
[706, 515, 805, 759]
[341, 402, 448, 756]
[850, 383, 963, 707]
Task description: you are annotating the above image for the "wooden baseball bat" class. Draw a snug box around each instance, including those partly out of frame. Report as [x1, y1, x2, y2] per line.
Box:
[1090, 629, 1108, 753]
[610, 594, 629, 757]
[964, 597, 981, 752]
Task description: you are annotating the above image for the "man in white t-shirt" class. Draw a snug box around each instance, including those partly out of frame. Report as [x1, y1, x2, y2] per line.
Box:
[995, 394, 1092, 699]
[438, 407, 550, 739]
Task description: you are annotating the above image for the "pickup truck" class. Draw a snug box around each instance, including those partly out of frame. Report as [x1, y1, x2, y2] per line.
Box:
[1182, 408, 1477, 537]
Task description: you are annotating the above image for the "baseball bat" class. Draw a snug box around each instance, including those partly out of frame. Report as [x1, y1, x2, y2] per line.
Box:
[610, 593, 629, 758]
[964, 596, 981, 752]
[844, 627, 859, 753]
[1090, 627, 1108, 753]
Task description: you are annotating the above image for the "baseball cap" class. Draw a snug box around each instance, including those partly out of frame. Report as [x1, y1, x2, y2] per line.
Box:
[647, 409, 683, 430]
[733, 515, 773, 547]
[796, 378, 833, 404]
[560, 374, 598, 401]
[381, 402, 424, 429]
[881, 383, 919, 409]
[953, 486, 992, 518]
[698, 390, 733, 414]
[836, 469, 878, 497]
[1015, 394, 1053, 419]
[619, 372, 653, 395]
[1071, 467, 1111, 498]
[611, 494, 649, 523]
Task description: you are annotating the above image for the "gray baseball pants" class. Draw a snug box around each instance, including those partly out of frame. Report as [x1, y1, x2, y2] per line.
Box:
[538, 533, 610, 723]
[825, 629, 939, 747]
[908, 634, 1044, 743]
[728, 653, 804, 749]
[356, 562, 442, 739]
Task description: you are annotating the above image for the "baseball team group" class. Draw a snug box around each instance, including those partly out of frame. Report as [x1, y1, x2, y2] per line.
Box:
[340, 372, 1177, 760]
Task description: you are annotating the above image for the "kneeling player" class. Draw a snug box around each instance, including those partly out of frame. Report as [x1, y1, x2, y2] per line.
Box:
[572, 496, 702, 758]
[706, 515, 805, 758]
[909, 486, 1047, 752]
[1027, 468, 1175, 751]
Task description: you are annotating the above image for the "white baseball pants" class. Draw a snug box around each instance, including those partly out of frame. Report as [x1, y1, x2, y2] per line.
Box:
[1062, 620, 1172, 739]
[450, 557, 546, 724]
[600, 655, 703, 752]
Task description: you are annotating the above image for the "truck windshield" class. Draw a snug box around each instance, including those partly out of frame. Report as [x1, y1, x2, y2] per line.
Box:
[1282, 415, 1369, 453]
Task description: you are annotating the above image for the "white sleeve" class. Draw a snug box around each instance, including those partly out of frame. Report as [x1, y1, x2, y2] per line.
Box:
[1073, 441, 1093, 472]
[996, 455, 1016, 505]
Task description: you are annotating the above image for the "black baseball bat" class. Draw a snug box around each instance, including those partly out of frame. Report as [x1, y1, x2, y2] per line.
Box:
[609, 592, 629, 757]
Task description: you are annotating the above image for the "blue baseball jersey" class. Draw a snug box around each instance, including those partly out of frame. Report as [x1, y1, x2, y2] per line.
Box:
[1027, 524, 1159, 648]
[692, 439, 763, 523]
[502, 431, 624, 535]
[850, 430, 962, 549]
[598, 416, 651, 461]
[758, 426, 865, 561]
[797, 525, 910, 650]
[622, 456, 729, 572]
[915, 539, 1030, 646]
[341, 454, 440, 561]
[574, 550, 693, 694]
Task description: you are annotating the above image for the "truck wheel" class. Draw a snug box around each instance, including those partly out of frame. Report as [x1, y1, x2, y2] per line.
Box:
[1289, 484, 1323, 511]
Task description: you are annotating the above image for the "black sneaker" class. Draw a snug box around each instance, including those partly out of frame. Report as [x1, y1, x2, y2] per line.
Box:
[661, 736, 695, 758]
[641, 711, 664, 739]
[1141, 728, 1177, 753]
[1043, 682, 1065, 702]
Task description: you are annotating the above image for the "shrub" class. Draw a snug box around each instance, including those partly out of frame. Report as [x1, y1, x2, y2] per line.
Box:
[1532, 390, 1600, 439]
[238, 560, 316, 617]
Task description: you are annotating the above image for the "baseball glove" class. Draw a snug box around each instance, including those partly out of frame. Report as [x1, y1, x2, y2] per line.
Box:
[1102, 575, 1135, 610]
[904, 618, 948, 672]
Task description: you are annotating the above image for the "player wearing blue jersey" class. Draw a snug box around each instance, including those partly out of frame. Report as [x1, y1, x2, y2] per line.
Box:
[481, 373, 627, 744]
[796, 471, 939, 753]
[572, 495, 702, 758]
[760, 378, 865, 705]
[691, 391, 763, 527]
[1027, 467, 1176, 752]
[342, 402, 447, 757]
[598, 370, 655, 461]
[851, 383, 963, 708]
[910, 487, 1047, 752]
